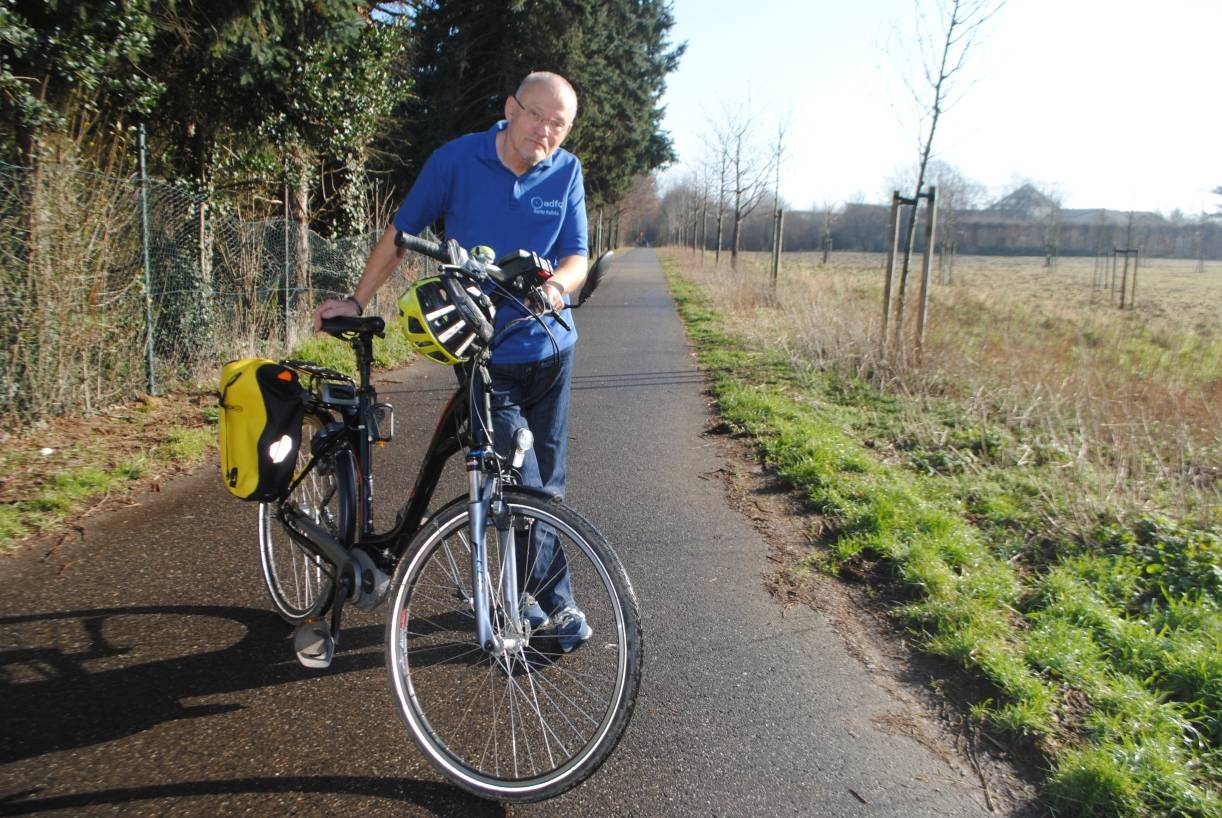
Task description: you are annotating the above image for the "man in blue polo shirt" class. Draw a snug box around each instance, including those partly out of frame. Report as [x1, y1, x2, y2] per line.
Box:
[313, 71, 592, 650]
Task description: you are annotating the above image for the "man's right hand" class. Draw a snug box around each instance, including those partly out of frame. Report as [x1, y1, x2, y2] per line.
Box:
[312, 297, 361, 331]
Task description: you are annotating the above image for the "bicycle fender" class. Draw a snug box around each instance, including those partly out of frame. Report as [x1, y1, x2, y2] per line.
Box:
[501, 485, 563, 504]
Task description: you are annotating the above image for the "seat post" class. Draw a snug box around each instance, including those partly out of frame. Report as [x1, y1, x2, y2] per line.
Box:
[354, 334, 375, 393]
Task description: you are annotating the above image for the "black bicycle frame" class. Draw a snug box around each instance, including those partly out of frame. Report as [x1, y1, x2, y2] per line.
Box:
[287, 352, 500, 576]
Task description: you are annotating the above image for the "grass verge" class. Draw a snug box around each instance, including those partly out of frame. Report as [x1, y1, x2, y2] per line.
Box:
[0, 326, 417, 553]
[0, 389, 216, 551]
[666, 264, 1222, 817]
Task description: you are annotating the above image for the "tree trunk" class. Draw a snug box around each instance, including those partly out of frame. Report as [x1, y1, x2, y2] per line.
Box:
[287, 148, 312, 346]
[699, 197, 709, 264]
[715, 150, 727, 265]
[730, 206, 742, 271]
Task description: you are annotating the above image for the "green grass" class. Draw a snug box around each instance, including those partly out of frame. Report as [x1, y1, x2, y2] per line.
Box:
[666, 264, 1222, 817]
[3, 462, 144, 545]
[287, 318, 416, 377]
[155, 427, 214, 464]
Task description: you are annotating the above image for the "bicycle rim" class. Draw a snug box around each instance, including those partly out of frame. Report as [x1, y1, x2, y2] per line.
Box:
[258, 412, 352, 623]
[385, 491, 641, 802]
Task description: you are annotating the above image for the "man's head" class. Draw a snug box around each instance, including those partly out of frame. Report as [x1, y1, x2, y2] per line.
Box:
[500, 72, 578, 174]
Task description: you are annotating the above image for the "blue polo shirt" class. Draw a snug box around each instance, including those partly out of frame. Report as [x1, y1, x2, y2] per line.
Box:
[393, 121, 588, 364]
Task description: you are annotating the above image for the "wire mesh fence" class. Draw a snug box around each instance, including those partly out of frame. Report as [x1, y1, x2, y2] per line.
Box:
[0, 161, 422, 422]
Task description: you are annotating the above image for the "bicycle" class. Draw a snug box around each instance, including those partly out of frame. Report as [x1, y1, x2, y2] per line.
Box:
[255, 232, 642, 802]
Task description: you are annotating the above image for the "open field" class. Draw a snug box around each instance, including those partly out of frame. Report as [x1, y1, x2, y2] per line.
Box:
[771, 252, 1222, 336]
[690, 249, 1220, 523]
[663, 247, 1221, 816]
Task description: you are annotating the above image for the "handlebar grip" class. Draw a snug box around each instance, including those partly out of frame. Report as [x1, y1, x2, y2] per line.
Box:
[394, 231, 448, 263]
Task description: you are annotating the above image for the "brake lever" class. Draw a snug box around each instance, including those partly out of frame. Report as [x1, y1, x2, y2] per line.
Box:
[461, 256, 490, 281]
[528, 284, 571, 331]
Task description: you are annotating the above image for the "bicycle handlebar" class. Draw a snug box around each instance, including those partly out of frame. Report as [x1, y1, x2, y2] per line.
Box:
[393, 229, 570, 334]
[394, 230, 450, 263]
[394, 230, 557, 290]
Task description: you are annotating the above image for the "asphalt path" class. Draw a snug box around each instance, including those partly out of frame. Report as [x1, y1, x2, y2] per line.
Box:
[0, 249, 999, 816]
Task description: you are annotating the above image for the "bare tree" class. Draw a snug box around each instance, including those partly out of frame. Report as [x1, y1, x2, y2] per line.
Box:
[683, 170, 699, 251]
[712, 98, 774, 270]
[715, 146, 727, 265]
[616, 174, 661, 246]
[698, 160, 714, 263]
[815, 200, 839, 264]
[887, 160, 983, 283]
[1043, 192, 1062, 269]
[887, 0, 1003, 345]
[929, 162, 983, 282]
[769, 116, 791, 286]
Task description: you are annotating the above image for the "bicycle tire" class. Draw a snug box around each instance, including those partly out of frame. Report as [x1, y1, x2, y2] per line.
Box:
[258, 410, 356, 624]
[384, 489, 642, 802]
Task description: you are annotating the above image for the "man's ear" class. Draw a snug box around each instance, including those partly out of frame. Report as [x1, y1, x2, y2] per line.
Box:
[503, 96, 515, 122]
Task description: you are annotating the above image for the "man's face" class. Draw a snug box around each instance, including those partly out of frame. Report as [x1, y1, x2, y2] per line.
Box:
[502, 81, 576, 172]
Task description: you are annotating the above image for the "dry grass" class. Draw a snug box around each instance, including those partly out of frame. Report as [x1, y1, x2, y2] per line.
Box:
[669, 248, 1220, 525]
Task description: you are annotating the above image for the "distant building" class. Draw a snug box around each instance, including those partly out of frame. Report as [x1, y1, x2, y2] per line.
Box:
[758, 184, 1220, 259]
[958, 184, 1175, 256]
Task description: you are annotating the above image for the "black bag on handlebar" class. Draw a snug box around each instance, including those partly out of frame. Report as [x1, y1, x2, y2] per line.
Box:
[217, 358, 307, 501]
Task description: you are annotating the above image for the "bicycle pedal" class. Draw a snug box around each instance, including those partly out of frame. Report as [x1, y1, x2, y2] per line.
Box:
[293, 620, 335, 669]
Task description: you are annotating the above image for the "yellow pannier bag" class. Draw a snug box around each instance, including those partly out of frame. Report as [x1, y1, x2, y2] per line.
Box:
[217, 358, 307, 501]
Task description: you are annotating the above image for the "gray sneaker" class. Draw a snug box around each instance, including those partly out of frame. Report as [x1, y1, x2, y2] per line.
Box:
[551, 605, 592, 653]
[521, 597, 550, 630]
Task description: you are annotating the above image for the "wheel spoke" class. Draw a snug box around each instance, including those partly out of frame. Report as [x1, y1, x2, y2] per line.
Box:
[259, 412, 347, 623]
[388, 494, 640, 799]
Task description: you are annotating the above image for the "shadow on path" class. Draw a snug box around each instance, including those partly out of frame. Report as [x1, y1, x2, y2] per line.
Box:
[0, 605, 383, 763]
[0, 775, 503, 817]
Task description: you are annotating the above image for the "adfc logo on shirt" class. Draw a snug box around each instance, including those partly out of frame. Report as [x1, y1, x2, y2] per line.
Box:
[530, 196, 562, 217]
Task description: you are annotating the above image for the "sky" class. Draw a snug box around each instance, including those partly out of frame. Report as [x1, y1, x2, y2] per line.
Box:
[657, 0, 1222, 215]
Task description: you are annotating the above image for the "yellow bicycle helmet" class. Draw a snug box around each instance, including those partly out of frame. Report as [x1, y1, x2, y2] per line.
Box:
[398, 276, 495, 365]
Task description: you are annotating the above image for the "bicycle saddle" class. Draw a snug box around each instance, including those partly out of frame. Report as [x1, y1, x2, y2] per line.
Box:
[321, 315, 385, 337]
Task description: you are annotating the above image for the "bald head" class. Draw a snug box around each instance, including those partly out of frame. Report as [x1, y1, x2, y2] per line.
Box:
[516, 72, 578, 119]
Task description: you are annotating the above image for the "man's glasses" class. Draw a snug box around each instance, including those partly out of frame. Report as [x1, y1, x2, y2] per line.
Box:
[513, 94, 570, 134]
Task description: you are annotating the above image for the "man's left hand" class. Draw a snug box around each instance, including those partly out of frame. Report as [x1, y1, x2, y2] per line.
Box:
[532, 280, 565, 313]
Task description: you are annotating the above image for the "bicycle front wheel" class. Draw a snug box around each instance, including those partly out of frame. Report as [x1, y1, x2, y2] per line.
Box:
[258, 410, 356, 624]
[385, 489, 642, 802]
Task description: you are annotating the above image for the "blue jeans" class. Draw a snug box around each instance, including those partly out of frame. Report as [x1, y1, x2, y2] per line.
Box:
[487, 346, 575, 615]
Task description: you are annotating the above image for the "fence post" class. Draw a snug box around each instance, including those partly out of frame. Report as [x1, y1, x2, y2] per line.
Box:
[138, 124, 159, 396]
[1124, 249, 1134, 305]
[1119, 252, 1129, 309]
[769, 208, 784, 290]
[880, 191, 901, 358]
[915, 185, 937, 361]
[283, 182, 291, 347]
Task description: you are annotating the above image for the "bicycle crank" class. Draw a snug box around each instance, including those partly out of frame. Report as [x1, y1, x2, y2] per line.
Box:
[351, 547, 390, 612]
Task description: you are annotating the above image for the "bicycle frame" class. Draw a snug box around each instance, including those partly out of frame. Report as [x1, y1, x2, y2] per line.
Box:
[277, 332, 530, 656]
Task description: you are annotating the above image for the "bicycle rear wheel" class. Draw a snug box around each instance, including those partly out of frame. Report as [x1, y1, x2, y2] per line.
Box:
[385, 489, 642, 802]
[258, 410, 355, 623]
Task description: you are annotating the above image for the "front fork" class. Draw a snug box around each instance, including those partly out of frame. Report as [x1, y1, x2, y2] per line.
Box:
[467, 440, 534, 657]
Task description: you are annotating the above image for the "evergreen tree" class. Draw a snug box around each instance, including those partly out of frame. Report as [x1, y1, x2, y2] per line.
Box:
[1, 0, 163, 164]
[571, 0, 683, 206]
[386, 0, 683, 209]
[146, 1, 400, 214]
